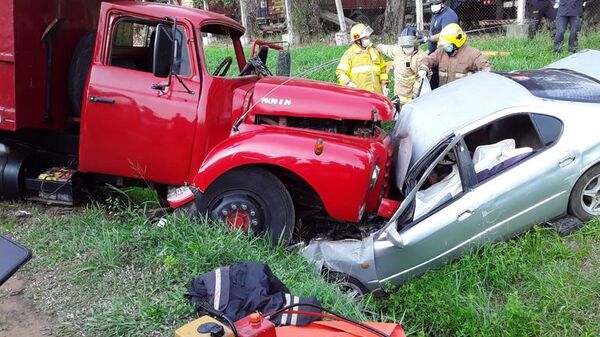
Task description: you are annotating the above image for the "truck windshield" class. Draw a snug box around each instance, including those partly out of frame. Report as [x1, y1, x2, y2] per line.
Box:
[200, 25, 241, 77]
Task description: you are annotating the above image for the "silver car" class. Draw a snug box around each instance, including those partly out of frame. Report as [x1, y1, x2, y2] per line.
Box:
[303, 50, 600, 296]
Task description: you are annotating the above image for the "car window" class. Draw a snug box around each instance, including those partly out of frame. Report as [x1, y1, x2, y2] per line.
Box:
[464, 114, 545, 184]
[531, 114, 563, 147]
[109, 19, 190, 76]
[411, 145, 465, 221]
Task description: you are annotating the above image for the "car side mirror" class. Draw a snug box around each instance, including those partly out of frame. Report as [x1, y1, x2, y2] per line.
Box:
[153, 24, 174, 78]
[276, 50, 291, 77]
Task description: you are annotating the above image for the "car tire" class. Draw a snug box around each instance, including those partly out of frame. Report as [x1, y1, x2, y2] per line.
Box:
[190, 167, 295, 244]
[568, 165, 600, 222]
[325, 271, 369, 300]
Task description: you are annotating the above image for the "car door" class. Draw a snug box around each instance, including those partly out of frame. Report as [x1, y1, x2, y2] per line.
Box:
[79, 16, 200, 185]
[374, 136, 486, 286]
[457, 112, 579, 244]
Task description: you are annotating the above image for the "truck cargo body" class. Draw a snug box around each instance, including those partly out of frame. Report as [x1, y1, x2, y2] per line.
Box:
[0, 0, 109, 132]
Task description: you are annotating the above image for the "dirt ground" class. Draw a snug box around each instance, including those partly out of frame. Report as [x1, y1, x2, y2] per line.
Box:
[0, 276, 52, 336]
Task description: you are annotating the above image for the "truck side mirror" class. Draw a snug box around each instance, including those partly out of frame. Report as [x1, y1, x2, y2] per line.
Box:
[153, 24, 174, 78]
[276, 51, 291, 77]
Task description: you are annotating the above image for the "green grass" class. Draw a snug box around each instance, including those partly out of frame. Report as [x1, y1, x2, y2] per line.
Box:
[2, 31, 600, 337]
[205, 29, 600, 98]
[0, 202, 368, 337]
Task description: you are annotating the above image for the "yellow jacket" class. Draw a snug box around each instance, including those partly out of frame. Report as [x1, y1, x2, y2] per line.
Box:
[376, 45, 428, 104]
[336, 43, 388, 94]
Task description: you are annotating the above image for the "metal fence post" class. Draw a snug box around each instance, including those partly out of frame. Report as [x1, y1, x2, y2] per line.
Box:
[240, 0, 250, 45]
[283, 0, 298, 44]
[416, 0, 424, 32]
[516, 0, 526, 24]
[334, 0, 351, 45]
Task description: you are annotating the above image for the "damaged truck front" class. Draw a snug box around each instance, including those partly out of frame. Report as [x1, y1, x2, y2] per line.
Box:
[0, 1, 400, 243]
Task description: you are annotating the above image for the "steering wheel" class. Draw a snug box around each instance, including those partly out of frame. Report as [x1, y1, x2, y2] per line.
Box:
[213, 57, 233, 76]
[239, 56, 273, 77]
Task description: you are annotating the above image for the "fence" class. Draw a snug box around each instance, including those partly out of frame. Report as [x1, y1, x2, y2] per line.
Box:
[317, 0, 599, 35]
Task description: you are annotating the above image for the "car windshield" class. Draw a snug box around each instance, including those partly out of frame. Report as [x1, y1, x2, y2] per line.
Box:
[501, 69, 600, 103]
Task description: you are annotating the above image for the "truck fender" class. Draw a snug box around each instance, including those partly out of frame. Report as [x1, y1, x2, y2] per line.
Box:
[191, 128, 377, 222]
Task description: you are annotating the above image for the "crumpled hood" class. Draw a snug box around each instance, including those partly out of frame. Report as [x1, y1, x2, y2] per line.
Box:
[247, 77, 395, 121]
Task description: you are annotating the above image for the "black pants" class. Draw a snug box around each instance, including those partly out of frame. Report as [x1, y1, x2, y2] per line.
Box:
[554, 15, 581, 52]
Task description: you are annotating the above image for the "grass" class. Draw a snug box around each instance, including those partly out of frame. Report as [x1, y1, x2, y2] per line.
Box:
[2, 30, 600, 336]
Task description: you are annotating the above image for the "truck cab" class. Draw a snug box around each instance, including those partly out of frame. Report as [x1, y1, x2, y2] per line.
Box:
[0, 1, 399, 243]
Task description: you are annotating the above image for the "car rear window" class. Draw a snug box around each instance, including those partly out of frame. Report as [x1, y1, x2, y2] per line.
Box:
[501, 69, 600, 103]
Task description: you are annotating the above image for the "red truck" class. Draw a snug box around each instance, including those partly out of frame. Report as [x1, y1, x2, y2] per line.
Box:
[0, 0, 398, 243]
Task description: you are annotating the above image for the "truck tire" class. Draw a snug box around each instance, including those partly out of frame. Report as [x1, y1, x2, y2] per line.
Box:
[68, 31, 96, 117]
[568, 165, 600, 222]
[193, 167, 295, 244]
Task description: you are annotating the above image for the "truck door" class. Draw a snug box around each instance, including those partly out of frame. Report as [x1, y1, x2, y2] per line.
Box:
[79, 18, 200, 185]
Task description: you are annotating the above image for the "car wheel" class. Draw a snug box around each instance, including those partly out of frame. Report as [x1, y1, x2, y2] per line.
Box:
[568, 165, 600, 222]
[326, 271, 369, 300]
[187, 167, 295, 244]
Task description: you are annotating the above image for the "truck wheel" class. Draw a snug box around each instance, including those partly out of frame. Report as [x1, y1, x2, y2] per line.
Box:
[68, 31, 96, 117]
[568, 165, 600, 222]
[194, 167, 295, 244]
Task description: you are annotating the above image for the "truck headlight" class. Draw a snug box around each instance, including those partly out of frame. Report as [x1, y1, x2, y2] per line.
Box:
[370, 165, 381, 189]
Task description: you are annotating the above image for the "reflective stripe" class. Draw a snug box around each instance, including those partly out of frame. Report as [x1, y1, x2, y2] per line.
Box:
[400, 75, 417, 81]
[290, 296, 299, 325]
[281, 293, 291, 324]
[337, 63, 350, 71]
[214, 268, 222, 310]
[350, 65, 380, 74]
[455, 72, 473, 78]
[439, 71, 448, 77]
[400, 95, 412, 104]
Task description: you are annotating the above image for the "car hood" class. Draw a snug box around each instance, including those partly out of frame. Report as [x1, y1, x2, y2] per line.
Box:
[247, 76, 395, 121]
[545, 49, 600, 81]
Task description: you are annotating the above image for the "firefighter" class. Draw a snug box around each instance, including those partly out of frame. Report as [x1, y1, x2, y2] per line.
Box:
[424, 0, 459, 89]
[336, 24, 389, 95]
[375, 27, 429, 105]
[418, 23, 492, 87]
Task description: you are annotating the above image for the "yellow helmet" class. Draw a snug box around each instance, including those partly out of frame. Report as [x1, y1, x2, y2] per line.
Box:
[438, 23, 467, 49]
[350, 23, 374, 42]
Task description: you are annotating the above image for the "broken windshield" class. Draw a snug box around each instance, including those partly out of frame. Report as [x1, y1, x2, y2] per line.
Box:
[501, 69, 600, 103]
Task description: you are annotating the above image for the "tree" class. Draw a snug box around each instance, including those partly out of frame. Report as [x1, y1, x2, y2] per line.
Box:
[383, 0, 406, 39]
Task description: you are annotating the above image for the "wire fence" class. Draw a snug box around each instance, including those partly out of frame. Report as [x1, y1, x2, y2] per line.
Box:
[319, 0, 600, 34]
[178, 0, 600, 38]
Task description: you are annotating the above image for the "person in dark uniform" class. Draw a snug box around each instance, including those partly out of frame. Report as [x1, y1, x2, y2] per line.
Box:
[527, 0, 558, 37]
[553, 0, 586, 53]
[425, 0, 459, 89]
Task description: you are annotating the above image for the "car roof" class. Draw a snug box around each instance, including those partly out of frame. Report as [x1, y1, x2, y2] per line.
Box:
[545, 49, 600, 81]
[395, 71, 534, 169]
[111, 1, 245, 33]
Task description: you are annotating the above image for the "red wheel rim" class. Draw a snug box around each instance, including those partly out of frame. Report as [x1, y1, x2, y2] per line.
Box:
[225, 210, 251, 232]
